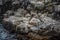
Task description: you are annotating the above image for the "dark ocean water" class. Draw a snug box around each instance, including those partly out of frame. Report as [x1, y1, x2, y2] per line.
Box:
[0, 24, 17, 40]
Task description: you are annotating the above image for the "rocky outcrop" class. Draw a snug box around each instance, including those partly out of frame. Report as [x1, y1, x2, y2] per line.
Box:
[2, 0, 60, 40]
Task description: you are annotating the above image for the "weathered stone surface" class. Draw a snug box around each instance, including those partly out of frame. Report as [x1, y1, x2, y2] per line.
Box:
[2, 0, 60, 40]
[29, 18, 41, 26]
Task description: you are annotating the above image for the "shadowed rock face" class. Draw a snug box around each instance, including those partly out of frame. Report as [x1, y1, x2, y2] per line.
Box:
[1, 0, 60, 40]
[0, 24, 17, 40]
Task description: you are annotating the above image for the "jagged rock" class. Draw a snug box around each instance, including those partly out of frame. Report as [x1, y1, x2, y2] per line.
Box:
[3, 10, 14, 18]
[3, 16, 23, 32]
[30, 11, 37, 16]
[30, 27, 39, 33]
[30, 0, 44, 10]
[14, 11, 22, 17]
[22, 17, 29, 23]
[17, 32, 51, 40]
[51, 22, 60, 33]
[26, 4, 33, 11]
[29, 18, 41, 26]
[26, 32, 51, 40]
[35, 1, 44, 7]
[12, 0, 20, 5]
[17, 8, 27, 16]
[16, 23, 29, 33]
[3, 16, 19, 25]
[54, 5, 60, 12]
[25, 13, 31, 18]
[2, 0, 60, 40]
[31, 11, 37, 14]
[3, 14, 8, 18]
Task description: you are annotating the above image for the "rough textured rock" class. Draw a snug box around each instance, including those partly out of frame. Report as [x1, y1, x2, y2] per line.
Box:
[1, 0, 60, 40]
